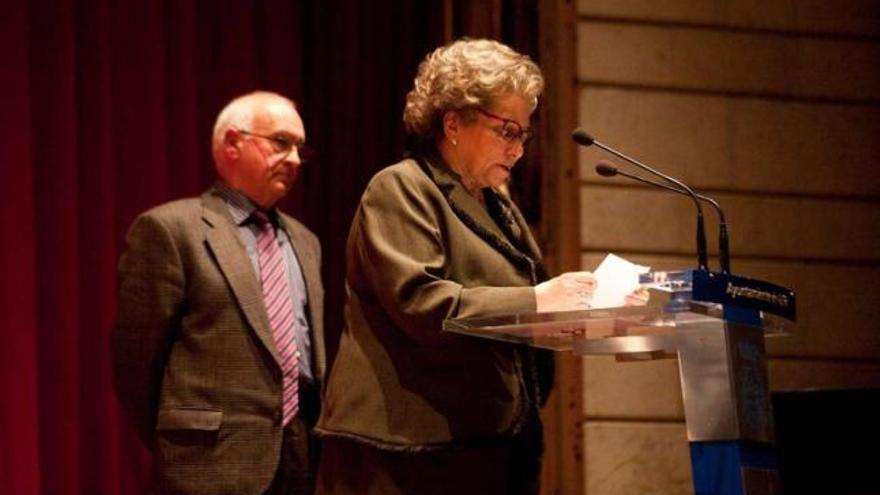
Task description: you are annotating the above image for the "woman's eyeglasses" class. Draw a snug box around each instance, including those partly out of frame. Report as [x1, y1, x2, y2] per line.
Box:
[474, 108, 534, 144]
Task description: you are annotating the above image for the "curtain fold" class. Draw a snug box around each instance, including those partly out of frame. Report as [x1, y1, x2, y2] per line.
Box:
[1, 3, 40, 493]
[31, 0, 84, 492]
[1, 2, 539, 493]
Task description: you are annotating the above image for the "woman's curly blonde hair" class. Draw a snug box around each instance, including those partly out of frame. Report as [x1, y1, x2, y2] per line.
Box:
[403, 38, 544, 139]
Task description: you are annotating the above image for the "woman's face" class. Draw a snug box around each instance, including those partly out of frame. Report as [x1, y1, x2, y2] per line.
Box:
[449, 94, 534, 192]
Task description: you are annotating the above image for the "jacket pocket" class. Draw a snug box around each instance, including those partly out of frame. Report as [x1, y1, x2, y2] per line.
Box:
[156, 407, 223, 432]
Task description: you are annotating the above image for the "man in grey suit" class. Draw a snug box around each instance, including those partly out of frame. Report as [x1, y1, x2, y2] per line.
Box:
[112, 91, 325, 495]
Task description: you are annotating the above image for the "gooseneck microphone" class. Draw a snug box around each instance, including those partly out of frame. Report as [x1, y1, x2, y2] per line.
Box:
[596, 162, 730, 273]
[573, 128, 709, 271]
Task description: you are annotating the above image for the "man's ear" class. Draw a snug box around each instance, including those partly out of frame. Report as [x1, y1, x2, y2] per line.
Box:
[223, 128, 241, 160]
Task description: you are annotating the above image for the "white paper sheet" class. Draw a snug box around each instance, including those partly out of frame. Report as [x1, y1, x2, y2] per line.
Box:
[590, 253, 651, 309]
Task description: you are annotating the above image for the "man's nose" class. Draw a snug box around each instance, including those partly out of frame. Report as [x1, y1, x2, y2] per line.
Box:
[283, 147, 303, 166]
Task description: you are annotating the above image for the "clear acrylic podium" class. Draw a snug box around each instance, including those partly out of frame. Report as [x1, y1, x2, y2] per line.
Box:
[444, 270, 795, 495]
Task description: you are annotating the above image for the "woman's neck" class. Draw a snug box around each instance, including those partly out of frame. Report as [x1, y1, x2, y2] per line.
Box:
[437, 138, 484, 201]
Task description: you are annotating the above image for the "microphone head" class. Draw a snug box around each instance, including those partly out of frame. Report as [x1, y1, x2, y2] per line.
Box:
[595, 161, 618, 177]
[571, 128, 595, 146]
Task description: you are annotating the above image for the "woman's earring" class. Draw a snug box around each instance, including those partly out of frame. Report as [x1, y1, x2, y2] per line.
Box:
[452, 139, 458, 146]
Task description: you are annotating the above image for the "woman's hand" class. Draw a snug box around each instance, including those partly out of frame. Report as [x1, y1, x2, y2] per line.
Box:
[624, 286, 650, 306]
[535, 271, 597, 312]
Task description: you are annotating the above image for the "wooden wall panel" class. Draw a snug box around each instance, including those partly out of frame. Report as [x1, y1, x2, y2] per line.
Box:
[582, 355, 684, 419]
[570, 2, 880, 494]
[538, 0, 583, 494]
[578, 88, 880, 197]
[577, 22, 880, 101]
[580, 188, 880, 261]
[580, 354, 880, 419]
[583, 421, 693, 495]
[577, 0, 880, 36]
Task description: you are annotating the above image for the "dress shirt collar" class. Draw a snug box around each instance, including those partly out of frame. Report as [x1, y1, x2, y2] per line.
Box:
[214, 181, 277, 226]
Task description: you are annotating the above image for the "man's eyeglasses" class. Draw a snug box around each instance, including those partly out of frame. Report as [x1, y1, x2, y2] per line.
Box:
[474, 108, 534, 144]
[238, 129, 315, 163]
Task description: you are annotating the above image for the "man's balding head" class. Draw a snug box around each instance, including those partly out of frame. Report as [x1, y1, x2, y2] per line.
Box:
[212, 91, 298, 166]
[212, 91, 307, 208]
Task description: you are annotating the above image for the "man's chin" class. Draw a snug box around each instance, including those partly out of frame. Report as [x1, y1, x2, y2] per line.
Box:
[271, 179, 292, 194]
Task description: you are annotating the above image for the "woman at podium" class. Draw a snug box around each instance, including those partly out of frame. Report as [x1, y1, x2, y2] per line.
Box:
[315, 38, 596, 495]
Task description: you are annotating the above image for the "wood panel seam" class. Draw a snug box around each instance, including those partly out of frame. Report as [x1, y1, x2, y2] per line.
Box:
[576, 13, 880, 42]
[580, 248, 880, 267]
[580, 181, 880, 204]
[577, 80, 880, 107]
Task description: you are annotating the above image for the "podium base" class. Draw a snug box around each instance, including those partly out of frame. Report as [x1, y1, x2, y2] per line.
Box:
[690, 441, 779, 495]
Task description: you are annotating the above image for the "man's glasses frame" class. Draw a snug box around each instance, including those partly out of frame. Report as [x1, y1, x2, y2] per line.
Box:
[238, 129, 315, 163]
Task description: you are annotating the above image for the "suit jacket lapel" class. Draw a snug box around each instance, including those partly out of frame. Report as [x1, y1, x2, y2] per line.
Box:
[421, 156, 517, 250]
[497, 192, 547, 282]
[278, 217, 320, 318]
[419, 153, 542, 281]
[201, 191, 281, 364]
[445, 181, 513, 244]
[497, 192, 543, 262]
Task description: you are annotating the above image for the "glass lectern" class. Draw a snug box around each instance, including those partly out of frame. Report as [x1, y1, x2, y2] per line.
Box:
[444, 270, 796, 495]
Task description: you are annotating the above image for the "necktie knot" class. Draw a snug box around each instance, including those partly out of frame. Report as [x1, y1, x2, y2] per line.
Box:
[251, 210, 274, 231]
[251, 210, 270, 227]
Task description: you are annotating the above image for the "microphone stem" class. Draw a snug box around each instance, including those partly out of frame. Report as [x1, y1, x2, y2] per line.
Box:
[696, 214, 708, 270]
[615, 168, 729, 272]
[592, 142, 666, 182]
[593, 141, 709, 270]
[719, 223, 731, 273]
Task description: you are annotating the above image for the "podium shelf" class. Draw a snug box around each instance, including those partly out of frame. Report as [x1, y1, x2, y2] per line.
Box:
[444, 299, 787, 353]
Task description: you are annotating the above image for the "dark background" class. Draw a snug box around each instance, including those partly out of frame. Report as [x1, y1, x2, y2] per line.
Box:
[0, 1, 541, 493]
[773, 389, 880, 494]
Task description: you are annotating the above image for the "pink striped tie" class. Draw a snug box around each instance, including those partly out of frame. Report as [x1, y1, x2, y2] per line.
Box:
[253, 211, 299, 425]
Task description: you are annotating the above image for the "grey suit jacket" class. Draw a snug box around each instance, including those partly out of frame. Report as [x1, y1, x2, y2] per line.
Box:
[112, 188, 325, 494]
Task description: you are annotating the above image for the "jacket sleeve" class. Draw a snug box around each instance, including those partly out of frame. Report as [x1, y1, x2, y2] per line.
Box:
[110, 212, 185, 445]
[349, 169, 536, 345]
